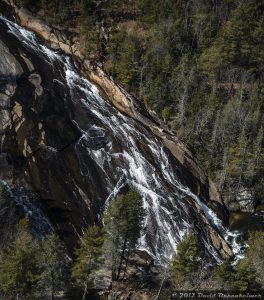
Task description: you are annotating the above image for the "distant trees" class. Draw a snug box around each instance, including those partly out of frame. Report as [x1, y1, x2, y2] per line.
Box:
[201, 0, 264, 78]
[107, 30, 142, 91]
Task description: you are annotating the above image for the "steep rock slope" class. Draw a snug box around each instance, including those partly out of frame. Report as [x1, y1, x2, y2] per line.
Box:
[0, 2, 233, 261]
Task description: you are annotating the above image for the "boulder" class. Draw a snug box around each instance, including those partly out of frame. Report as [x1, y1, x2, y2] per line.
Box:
[0, 39, 23, 77]
[236, 188, 256, 212]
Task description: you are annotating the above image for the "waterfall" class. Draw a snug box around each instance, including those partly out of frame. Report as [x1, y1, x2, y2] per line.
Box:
[0, 15, 243, 263]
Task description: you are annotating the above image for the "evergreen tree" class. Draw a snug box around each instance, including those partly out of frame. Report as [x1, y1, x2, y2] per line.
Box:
[0, 218, 38, 300]
[232, 260, 260, 292]
[216, 254, 260, 292]
[171, 233, 203, 285]
[72, 225, 104, 300]
[246, 231, 264, 287]
[37, 234, 69, 300]
[104, 190, 145, 280]
[216, 259, 235, 290]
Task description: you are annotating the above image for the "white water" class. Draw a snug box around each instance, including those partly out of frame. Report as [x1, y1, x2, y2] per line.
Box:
[1, 15, 245, 263]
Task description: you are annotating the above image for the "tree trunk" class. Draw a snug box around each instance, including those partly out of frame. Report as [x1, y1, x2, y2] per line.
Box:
[51, 286, 54, 300]
[122, 254, 129, 280]
[117, 236, 128, 280]
[51, 275, 55, 300]
[82, 280, 88, 300]
[155, 270, 167, 300]
[82, 256, 92, 300]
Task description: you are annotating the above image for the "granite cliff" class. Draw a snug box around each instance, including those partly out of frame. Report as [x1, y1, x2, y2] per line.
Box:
[0, 0, 234, 262]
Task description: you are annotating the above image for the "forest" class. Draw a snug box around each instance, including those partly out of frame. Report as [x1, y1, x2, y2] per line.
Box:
[0, 186, 263, 299]
[14, 0, 264, 209]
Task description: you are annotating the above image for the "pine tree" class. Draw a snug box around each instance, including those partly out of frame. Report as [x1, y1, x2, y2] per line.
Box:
[72, 226, 104, 300]
[36, 234, 69, 300]
[216, 252, 261, 292]
[245, 231, 264, 287]
[216, 259, 235, 290]
[171, 233, 203, 285]
[0, 218, 38, 300]
[232, 259, 260, 292]
[104, 190, 145, 280]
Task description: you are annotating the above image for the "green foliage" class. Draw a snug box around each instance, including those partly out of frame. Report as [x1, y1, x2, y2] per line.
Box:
[80, 15, 101, 58]
[232, 260, 260, 292]
[161, 106, 173, 122]
[171, 233, 203, 285]
[246, 231, 264, 286]
[72, 226, 104, 298]
[216, 259, 235, 289]
[0, 218, 38, 300]
[216, 255, 261, 292]
[169, 231, 263, 290]
[107, 29, 143, 90]
[0, 218, 69, 300]
[201, 0, 264, 78]
[36, 234, 69, 299]
[105, 190, 145, 280]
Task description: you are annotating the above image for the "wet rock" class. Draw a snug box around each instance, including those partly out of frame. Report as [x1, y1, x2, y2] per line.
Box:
[0, 5, 233, 262]
[0, 92, 9, 103]
[58, 41, 72, 54]
[0, 153, 13, 180]
[20, 53, 34, 72]
[0, 39, 23, 77]
[28, 73, 43, 97]
[221, 239, 233, 258]
[209, 230, 222, 251]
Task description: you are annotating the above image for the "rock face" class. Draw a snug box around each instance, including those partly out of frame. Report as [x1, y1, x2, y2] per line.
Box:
[0, 34, 21, 181]
[0, 3, 233, 261]
[5, 0, 224, 207]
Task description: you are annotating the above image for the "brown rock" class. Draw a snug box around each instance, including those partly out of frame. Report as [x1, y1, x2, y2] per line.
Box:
[209, 229, 222, 250]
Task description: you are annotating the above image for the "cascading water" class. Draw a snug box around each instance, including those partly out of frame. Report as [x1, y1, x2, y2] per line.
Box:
[1, 180, 52, 235]
[0, 15, 242, 263]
